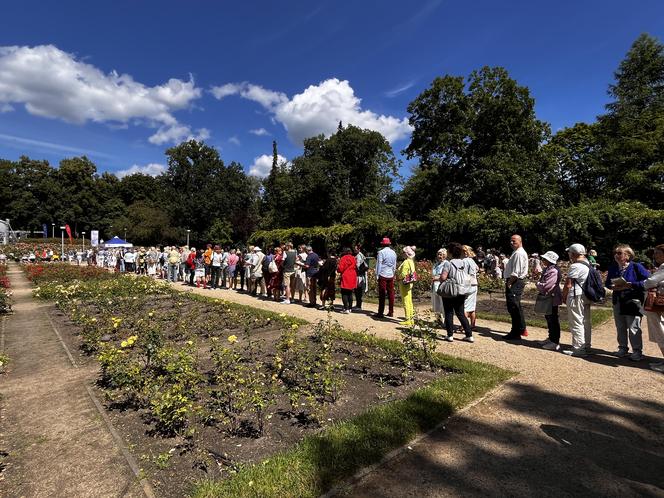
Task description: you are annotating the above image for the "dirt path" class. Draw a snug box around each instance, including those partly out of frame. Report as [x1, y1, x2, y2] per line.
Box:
[0, 265, 152, 498]
[174, 284, 664, 497]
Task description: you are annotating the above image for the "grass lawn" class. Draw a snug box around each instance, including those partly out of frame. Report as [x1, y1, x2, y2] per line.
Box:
[192, 329, 513, 498]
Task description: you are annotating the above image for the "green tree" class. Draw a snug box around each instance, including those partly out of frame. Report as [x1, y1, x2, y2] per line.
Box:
[262, 125, 399, 228]
[163, 140, 259, 242]
[597, 33, 664, 207]
[545, 123, 604, 205]
[402, 67, 559, 216]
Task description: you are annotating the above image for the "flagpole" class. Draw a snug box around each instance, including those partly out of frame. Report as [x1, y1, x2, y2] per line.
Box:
[60, 226, 65, 261]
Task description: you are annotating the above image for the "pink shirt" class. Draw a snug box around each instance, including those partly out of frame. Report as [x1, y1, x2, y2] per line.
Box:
[228, 254, 239, 266]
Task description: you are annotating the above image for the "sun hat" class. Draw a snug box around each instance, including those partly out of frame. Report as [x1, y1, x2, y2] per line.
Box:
[402, 245, 416, 258]
[380, 237, 391, 246]
[566, 243, 586, 255]
[253, 246, 262, 252]
[540, 251, 559, 264]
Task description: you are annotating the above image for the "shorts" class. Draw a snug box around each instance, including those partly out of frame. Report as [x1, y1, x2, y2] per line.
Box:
[205, 264, 212, 276]
[195, 268, 205, 278]
[283, 271, 295, 281]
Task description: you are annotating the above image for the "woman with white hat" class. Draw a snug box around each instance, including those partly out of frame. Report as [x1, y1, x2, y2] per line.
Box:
[536, 251, 563, 350]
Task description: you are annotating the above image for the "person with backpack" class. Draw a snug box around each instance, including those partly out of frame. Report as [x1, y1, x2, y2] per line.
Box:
[437, 242, 474, 342]
[604, 244, 650, 362]
[562, 243, 596, 357]
[501, 234, 530, 341]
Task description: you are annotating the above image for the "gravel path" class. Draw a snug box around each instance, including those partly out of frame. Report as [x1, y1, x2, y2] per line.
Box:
[174, 284, 664, 498]
[0, 265, 151, 498]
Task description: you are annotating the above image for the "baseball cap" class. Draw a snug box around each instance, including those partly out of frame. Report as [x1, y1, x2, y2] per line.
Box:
[565, 243, 586, 255]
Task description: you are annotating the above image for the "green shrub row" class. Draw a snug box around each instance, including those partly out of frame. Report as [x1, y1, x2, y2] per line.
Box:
[250, 201, 664, 266]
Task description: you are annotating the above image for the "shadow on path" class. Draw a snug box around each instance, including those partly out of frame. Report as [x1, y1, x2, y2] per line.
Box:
[346, 384, 664, 497]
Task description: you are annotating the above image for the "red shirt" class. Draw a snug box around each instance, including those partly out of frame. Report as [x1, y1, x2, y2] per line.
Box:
[337, 254, 357, 290]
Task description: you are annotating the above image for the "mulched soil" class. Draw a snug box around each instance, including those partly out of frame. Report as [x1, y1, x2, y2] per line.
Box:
[49, 295, 449, 498]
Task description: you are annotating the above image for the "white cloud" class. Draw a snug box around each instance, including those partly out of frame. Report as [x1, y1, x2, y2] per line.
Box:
[116, 163, 166, 178]
[0, 45, 204, 144]
[384, 81, 415, 98]
[0, 132, 113, 159]
[228, 135, 241, 145]
[249, 153, 288, 177]
[211, 78, 411, 145]
[148, 124, 210, 145]
[249, 127, 270, 136]
[0, 103, 13, 113]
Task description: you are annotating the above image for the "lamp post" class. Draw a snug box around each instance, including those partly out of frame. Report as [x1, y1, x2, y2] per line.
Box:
[51, 223, 55, 238]
[82, 231, 86, 250]
[59, 226, 65, 260]
[186, 229, 191, 248]
[109, 225, 113, 239]
[124, 227, 127, 241]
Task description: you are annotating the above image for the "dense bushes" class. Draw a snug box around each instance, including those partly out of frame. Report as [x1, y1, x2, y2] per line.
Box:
[249, 200, 664, 266]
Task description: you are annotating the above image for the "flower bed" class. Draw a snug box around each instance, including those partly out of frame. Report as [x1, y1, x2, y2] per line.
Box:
[0, 266, 11, 314]
[32, 267, 510, 497]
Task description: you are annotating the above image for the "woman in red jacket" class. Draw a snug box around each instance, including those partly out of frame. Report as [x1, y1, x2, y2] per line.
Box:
[337, 247, 357, 314]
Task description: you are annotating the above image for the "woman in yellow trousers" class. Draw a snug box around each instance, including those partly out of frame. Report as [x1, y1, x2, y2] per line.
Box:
[398, 245, 417, 326]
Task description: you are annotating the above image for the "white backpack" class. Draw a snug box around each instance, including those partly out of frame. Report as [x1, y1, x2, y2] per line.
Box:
[437, 260, 473, 298]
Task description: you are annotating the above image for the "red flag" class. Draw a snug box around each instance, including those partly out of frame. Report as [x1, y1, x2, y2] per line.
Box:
[65, 224, 73, 244]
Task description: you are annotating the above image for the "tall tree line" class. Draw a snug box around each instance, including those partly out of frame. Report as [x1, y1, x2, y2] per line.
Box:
[1, 33, 662, 247]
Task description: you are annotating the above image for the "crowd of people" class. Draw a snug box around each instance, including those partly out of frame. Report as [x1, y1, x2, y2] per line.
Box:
[5, 234, 663, 373]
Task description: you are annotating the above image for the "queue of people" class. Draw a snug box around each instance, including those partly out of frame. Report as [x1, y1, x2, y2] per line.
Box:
[9, 234, 664, 372]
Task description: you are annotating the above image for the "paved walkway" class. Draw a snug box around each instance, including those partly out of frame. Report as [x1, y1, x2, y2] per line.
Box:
[0, 265, 150, 498]
[174, 283, 664, 498]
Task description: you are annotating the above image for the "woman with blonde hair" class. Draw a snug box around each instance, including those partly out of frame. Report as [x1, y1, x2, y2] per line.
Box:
[604, 244, 650, 361]
[398, 245, 417, 326]
[463, 245, 479, 329]
[431, 248, 447, 325]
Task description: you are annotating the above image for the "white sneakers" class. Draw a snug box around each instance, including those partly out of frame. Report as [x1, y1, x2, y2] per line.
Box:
[563, 348, 588, 358]
[444, 336, 454, 342]
[461, 336, 474, 343]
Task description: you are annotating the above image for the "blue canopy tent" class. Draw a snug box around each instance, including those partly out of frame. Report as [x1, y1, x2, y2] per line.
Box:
[103, 236, 133, 248]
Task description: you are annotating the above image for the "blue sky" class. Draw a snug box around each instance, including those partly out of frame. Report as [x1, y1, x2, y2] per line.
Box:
[1, 0, 663, 181]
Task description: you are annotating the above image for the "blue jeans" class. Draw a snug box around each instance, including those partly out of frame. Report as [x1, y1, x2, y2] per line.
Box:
[168, 263, 178, 282]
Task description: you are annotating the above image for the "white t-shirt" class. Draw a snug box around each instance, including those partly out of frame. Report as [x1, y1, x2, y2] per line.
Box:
[211, 252, 224, 267]
[568, 262, 590, 297]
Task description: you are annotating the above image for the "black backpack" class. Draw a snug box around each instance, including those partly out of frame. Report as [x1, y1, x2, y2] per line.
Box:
[577, 260, 606, 303]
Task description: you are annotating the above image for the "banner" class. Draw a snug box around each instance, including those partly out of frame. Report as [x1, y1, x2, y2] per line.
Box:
[42, 223, 48, 239]
[91, 230, 99, 247]
[65, 224, 73, 244]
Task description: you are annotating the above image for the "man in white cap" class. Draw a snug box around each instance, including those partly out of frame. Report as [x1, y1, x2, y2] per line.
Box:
[250, 246, 265, 296]
[562, 243, 592, 357]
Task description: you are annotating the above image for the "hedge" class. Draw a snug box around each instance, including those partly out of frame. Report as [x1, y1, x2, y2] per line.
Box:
[249, 201, 664, 266]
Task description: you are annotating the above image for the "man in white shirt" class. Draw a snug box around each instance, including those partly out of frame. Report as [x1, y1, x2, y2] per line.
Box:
[502, 234, 529, 340]
[562, 243, 592, 357]
[374, 237, 397, 318]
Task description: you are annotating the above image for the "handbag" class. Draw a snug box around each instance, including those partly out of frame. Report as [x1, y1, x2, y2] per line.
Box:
[402, 271, 418, 285]
[534, 293, 553, 315]
[268, 260, 278, 273]
[437, 278, 459, 298]
[618, 288, 645, 316]
[644, 289, 664, 313]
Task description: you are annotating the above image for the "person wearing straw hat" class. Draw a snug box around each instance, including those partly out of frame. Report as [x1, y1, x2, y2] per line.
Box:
[536, 251, 563, 351]
[398, 245, 417, 326]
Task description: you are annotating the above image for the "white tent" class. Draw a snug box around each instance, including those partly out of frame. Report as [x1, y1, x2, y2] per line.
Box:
[103, 236, 133, 248]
